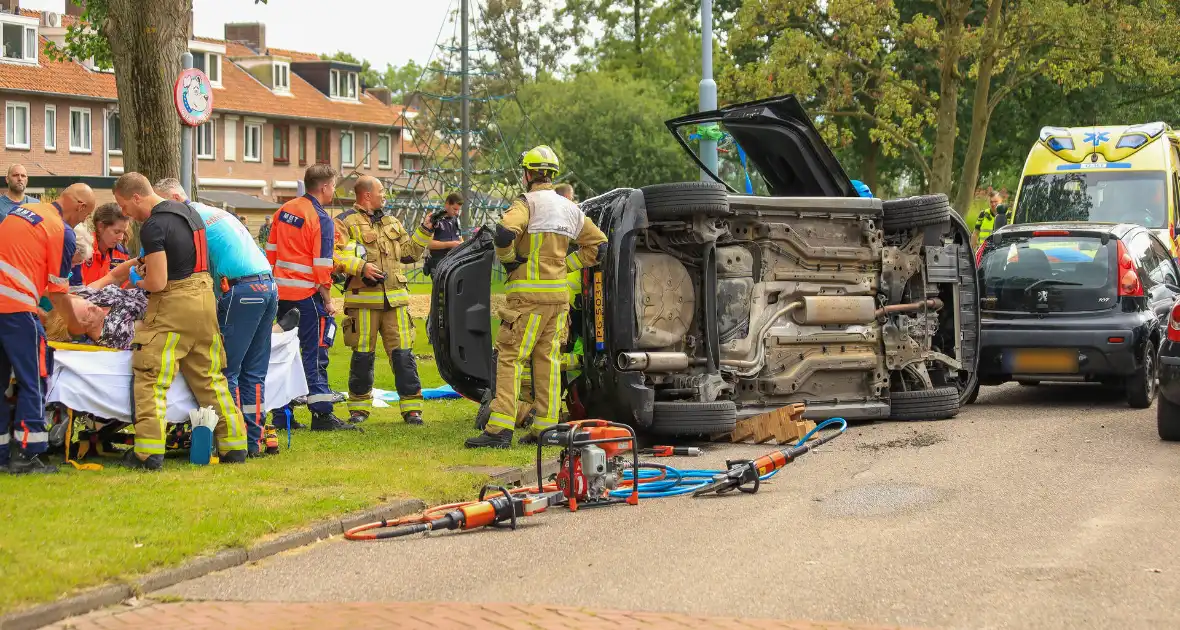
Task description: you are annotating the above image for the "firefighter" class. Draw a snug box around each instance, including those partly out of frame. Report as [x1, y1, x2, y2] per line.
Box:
[0, 184, 94, 474]
[267, 165, 354, 431]
[113, 173, 247, 469]
[334, 175, 434, 424]
[466, 145, 608, 449]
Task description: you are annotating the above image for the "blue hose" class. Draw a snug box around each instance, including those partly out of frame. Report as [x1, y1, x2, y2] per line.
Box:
[608, 417, 847, 499]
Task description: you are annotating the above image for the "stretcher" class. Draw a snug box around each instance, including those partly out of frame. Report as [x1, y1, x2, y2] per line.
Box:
[46, 329, 309, 424]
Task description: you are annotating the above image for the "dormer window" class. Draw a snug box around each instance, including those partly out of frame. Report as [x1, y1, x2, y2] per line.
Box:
[192, 51, 222, 86]
[330, 69, 358, 100]
[273, 61, 290, 92]
[1, 20, 38, 63]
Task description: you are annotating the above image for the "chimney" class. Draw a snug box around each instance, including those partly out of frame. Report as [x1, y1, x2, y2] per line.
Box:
[65, 1, 84, 18]
[366, 87, 393, 107]
[224, 22, 266, 54]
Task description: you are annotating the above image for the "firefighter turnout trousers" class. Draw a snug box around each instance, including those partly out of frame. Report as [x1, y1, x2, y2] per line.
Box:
[342, 306, 422, 417]
[487, 297, 568, 436]
[0, 313, 51, 465]
[131, 274, 247, 456]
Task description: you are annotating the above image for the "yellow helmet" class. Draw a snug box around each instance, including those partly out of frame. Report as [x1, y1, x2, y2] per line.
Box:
[520, 145, 560, 175]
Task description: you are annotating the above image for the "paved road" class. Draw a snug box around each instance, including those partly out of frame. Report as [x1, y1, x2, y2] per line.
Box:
[149, 383, 1180, 629]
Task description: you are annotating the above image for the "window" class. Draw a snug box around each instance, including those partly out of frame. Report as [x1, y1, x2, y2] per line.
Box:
[196, 120, 215, 159]
[377, 133, 391, 169]
[4, 101, 29, 149]
[340, 131, 354, 167]
[108, 112, 122, 153]
[298, 126, 307, 166]
[69, 107, 91, 152]
[329, 69, 358, 99]
[2, 23, 36, 62]
[243, 122, 262, 162]
[43, 105, 56, 151]
[192, 51, 221, 84]
[273, 124, 289, 164]
[273, 62, 290, 92]
[402, 156, 417, 172]
[315, 128, 330, 164]
[362, 132, 370, 168]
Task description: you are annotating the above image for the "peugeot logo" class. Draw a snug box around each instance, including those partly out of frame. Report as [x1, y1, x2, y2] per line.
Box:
[1037, 290, 1049, 302]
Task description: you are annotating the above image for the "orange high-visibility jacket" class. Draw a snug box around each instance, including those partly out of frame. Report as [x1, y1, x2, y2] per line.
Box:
[267, 194, 335, 301]
[0, 202, 75, 314]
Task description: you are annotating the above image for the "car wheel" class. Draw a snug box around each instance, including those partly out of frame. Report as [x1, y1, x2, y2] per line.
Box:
[640, 182, 730, 220]
[881, 194, 952, 232]
[889, 387, 960, 421]
[1158, 397, 1180, 441]
[1017, 380, 1040, 387]
[1126, 348, 1157, 409]
[648, 400, 737, 436]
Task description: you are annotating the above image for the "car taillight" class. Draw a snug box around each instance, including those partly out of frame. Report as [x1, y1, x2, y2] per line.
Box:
[1116, 240, 1143, 297]
[975, 243, 985, 266]
[1169, 302, 1180, 342]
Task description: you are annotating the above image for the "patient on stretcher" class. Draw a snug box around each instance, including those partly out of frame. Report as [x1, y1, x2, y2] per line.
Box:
[43, 286, 148, 350]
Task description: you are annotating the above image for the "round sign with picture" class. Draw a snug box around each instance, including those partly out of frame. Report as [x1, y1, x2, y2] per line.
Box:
[174, 68, 214, 127]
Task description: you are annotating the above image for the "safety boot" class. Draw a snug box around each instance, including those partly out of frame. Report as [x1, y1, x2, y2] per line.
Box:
[347, 412, 368, 425]
[8, 451, 59, 475]
[264, 426, 280, 454]
[403, 411, 424, 425]
[465, 430, 512, 449]
[119, 449, 163, 471]
[220, 450, 248, 464]
[272, 411, 306, 431]
[517, 432, 539, 446]
[311, 412, 362, 432]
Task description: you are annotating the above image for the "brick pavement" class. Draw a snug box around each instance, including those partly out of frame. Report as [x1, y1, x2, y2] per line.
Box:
[48, 601, 914, 630]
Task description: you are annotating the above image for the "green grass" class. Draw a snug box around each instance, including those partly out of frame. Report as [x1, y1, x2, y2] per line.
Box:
[0, 318, 539, 615]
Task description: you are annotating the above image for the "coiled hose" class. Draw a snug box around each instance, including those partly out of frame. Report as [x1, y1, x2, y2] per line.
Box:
[608, 417, 848, 499]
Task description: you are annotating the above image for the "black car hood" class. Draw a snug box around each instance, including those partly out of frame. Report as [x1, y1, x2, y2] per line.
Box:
[665, 95, 857, 198]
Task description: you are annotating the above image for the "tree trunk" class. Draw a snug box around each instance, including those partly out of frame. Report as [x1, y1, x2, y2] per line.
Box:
[104, 0, 189, 253]
[633, 0, 642, 58]
[953, 0, 1005, 217]
[864, 139, 880, 195]
[929, 1, 969, 195]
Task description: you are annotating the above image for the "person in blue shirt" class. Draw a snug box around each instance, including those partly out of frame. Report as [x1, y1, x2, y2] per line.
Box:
[154, 178, 280, 458]
[1, 164, 38, 220]
[850, 179, 873, 199]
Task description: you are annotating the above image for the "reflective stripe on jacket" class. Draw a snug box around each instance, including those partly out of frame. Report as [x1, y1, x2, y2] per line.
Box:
[268, 194, 335, 301]
[0, 202, 74, 313]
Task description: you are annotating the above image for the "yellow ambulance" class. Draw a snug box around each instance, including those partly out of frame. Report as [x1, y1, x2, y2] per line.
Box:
[1012, 123, 1180, 254]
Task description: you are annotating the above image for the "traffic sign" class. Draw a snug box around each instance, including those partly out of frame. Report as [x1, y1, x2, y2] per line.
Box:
[174, 68, 214, 127]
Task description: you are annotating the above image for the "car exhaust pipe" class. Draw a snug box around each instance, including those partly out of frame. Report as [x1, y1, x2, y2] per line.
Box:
[617, 352, 703, 372]
[874, 298, 944, 318]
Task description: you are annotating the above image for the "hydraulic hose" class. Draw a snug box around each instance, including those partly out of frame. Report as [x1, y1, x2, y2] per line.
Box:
[608, 417, 848, 499]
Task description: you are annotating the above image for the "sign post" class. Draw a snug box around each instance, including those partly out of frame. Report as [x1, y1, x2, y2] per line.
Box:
[174, 53, 213, 198]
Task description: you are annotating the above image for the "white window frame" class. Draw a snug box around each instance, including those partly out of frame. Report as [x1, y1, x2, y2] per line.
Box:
[196, 120, 215, 160]
[377, 133, 392, 169]
[106, 111, 122, 155]
[1, 22, 37, 64]
[362, 131, 370, 168]
[43, 104, 56, 151]
[329, 69, 340, 98]
[346, 72, 358, 99]
[340, 130, 354, 168]
[4, 101, 30, 149]
[69, 107, 92, 153]
[273, 61, 290, 92]
[243, 121, 262, 162]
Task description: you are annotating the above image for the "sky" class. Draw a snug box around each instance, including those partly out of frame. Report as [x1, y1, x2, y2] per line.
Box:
[19, 0, 454, 69]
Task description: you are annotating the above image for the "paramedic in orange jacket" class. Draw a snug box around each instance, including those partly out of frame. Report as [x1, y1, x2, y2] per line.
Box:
[267, 165, 354, 431]
[0, 183, 95, 474]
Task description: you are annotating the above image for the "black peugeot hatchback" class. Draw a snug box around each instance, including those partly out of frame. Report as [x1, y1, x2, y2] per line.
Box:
[976, 222, 1180, 407]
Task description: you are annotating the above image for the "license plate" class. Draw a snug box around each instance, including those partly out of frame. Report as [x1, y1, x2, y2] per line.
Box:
[593, 271, 605, 350]
[1008, 348, 1078, 373]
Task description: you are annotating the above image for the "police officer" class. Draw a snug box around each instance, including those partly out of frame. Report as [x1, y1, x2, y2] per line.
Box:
[0, 183, 94, 474]
[335, 176, 433, 424]
[466, 146, 608, 449]
[974, 191, 1010, 245]
[114, 173, 248, 469]
[267, 165, 352, 431]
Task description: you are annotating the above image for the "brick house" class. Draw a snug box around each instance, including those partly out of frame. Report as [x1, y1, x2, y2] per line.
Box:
[0, 3, 417, 228]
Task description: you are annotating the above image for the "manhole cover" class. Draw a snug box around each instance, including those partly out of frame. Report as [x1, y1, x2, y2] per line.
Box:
[819, 482, 940, 517]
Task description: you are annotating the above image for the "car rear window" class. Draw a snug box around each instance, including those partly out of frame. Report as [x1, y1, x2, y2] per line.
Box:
[979, 235, 1116, 313]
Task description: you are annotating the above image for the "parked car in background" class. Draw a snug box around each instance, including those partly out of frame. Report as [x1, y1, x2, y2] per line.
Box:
[1156, 298, 1180, 439]
[975, 222, 1180, 407]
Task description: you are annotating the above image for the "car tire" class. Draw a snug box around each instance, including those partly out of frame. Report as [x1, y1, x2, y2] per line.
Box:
[1158, 397, 1180, 441]
[1126, 348, 1157, 409]
[648, 400, 737, 436]
[641, 182, 730, 220]
[964, 381, 980, 405]
[881, 194, 952, 232]
[1017, 380, 1040, 387]
[889, 387, 961, 421]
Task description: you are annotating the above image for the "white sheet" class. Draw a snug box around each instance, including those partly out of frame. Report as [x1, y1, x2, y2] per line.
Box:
[45, 329, 308, 424]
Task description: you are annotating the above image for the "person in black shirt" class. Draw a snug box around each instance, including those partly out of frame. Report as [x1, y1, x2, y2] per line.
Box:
[425, 192, 464, 275]
[113, 173, 248, 470]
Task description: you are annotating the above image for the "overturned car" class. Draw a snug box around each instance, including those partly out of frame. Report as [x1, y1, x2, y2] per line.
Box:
[431, 95, 980, 436]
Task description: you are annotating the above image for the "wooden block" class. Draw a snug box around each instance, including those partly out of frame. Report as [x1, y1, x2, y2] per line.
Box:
[716, 403, 816, 445]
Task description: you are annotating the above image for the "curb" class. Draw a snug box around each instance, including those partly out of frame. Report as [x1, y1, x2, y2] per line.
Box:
[2, 457, 563, 630]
